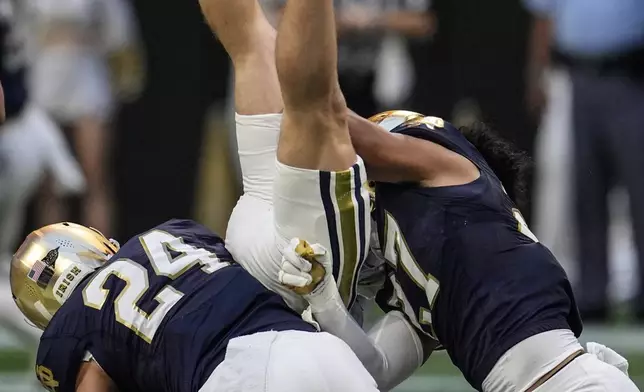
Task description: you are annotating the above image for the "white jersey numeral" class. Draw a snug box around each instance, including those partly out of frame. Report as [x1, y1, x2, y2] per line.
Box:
[82, 232, 229, 343]
[140, 230, 226, 277]
[513, 208, 538, 242]
[382, 212, 440, 339]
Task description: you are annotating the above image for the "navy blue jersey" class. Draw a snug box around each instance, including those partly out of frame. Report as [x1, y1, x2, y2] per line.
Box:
[0, 0, 27, 119]
[35, 219, 315, 392]
[373, 118, 583, 390]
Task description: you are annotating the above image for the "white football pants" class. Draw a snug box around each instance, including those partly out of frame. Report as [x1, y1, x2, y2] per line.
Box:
[199, 330, 379, 392]
[483, 329, 639, 392]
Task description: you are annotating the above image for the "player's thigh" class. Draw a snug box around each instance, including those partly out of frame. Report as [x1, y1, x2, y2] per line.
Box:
[576, 355, 640, 391]
[536, 354, 639, 392]
[267, 331, 378, 392]
[273, 157, 371, 309]
[199, 331, 278, 392]
[226, 195, 309, 312]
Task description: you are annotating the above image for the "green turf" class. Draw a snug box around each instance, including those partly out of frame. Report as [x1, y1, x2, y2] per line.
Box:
[0, 349, 34, 373]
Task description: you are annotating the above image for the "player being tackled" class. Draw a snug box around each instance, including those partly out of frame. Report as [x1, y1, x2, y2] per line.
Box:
[11, 220, 378, 392]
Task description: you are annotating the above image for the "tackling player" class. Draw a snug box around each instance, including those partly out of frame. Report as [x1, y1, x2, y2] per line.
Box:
[280, 111, 639, 391]
[198, 0, 372, 320]
[10, 220, 378, 392]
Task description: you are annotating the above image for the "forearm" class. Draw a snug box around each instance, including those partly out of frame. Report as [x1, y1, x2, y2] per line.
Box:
[308, 284, 426, 390]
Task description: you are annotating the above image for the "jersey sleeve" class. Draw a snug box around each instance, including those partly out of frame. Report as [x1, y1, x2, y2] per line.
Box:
[35, 336, 87, 392]
[375, 268, 443, 356]
[159, 219, 233, 261]
[306, 277, 432, 391]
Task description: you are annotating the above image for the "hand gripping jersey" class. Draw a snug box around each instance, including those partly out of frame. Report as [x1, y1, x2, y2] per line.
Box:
[35, 219, 314, 392]
[373, 118, 583, 390]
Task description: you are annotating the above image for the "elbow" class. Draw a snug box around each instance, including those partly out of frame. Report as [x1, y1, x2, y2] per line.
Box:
[362, 348, 394, 392]
[374, 374, 395, 392]
[372, 363, 400, 392]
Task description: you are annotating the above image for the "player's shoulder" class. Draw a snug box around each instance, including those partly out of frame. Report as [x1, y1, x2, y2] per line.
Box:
[119, 219, 232, 261]
[36, 296, 92, 390]
[144, 219, 219, 242]
[41, 290, 90, 341]
[37, 320, 88, 392]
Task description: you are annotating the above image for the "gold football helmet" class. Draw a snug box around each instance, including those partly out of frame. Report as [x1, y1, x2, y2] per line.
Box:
[368, 110, 425, 132]
[10, 223, 119, 330]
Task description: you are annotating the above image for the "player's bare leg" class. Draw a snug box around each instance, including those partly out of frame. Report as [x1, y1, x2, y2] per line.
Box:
[202, 0, 370, 315]
[268, 0, 370, 312]
[276, 0, 355, 170]
[199, 0, 282, 115]
[200, 0, 283, 203]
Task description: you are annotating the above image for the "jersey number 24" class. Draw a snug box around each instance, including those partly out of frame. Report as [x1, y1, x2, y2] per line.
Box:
[82, 231, 229, 343]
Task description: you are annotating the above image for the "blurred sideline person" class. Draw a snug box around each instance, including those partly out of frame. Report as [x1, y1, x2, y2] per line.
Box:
[0, 0, 85, 269]
[334, 0, 435, 116]
[26, 0, 145, 234]
[264, 0, 435, 118]
[200, 0, 372, 321]
[11, 220, 378, 392]
[0, 0, 84, 353]
[524, 0, 644, 322]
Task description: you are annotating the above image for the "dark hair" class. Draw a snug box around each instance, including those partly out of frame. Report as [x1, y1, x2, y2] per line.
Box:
[459, 122, 532, 211]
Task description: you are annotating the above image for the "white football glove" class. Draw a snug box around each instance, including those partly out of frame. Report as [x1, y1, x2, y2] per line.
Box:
[278, 238, 341, 310]
[586, 342, 629, 376]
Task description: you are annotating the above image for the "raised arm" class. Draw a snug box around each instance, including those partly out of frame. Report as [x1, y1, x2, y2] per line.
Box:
[199, 0, 282, 115]
[309, 280, 438, 391]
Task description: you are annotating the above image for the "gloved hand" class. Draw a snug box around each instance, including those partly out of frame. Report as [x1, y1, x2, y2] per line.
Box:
[278, 238, 342, 310]
[586, 342, 629, 376]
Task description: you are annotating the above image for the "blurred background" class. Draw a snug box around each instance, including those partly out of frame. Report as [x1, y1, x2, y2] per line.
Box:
[0, 0, 643, 390]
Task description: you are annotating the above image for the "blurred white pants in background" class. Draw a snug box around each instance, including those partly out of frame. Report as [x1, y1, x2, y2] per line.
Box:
[533, 68, 637, 304]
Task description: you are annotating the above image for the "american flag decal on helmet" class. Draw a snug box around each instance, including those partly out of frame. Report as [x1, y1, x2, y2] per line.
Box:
[28, 247, 59, 289]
